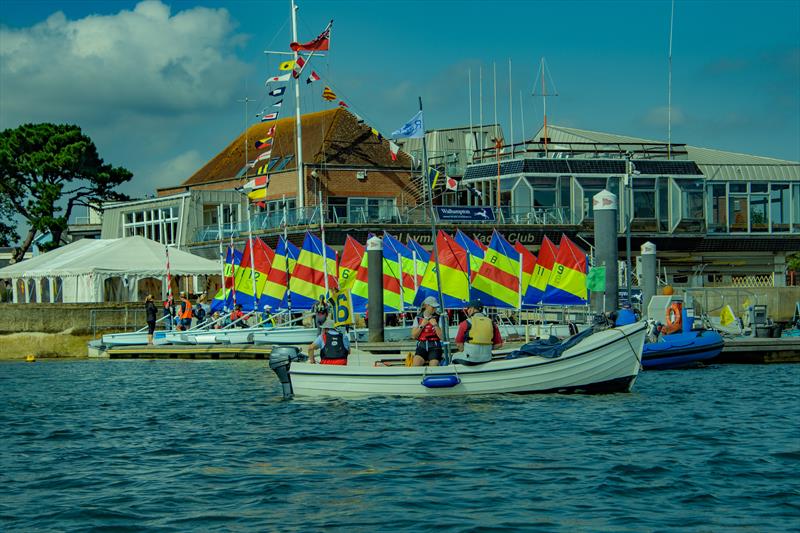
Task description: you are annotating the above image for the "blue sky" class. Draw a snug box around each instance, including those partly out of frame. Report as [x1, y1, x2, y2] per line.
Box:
[1, 0, 798, 198]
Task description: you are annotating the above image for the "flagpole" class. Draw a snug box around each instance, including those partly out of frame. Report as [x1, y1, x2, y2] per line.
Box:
[520, 90, 526, 146]
[419, 96, 450, 359]
[291, 0, 305, 208]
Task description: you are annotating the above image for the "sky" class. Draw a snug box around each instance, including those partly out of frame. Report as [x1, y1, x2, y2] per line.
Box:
[1, 0, 798, 202]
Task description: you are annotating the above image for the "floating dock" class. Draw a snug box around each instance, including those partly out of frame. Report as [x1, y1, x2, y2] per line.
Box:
[93, 336, 800, 364]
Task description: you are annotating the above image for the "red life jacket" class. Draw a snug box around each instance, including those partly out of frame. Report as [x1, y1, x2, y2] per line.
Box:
[416, 316, 441, 342]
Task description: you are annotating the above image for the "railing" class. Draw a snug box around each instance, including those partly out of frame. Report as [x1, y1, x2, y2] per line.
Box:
[89, 308, 150, 338]
[193, 204, 580, 241]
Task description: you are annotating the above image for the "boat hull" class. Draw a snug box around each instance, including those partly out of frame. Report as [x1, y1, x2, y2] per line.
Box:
[642, 330, 724, 370]
[287, 322, 646, 397]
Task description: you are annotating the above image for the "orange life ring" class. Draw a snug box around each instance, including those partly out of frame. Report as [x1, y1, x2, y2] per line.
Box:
[664, 302, 683, 334]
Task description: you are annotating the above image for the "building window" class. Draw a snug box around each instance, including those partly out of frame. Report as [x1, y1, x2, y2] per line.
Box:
[729, 195, 749, 233]
[794, 183, 800, 232]
[750, 194, 769, 232]
[707, 184, 727, 233]
[770, 183, 790, 232]
[347, 197, 396, 223]
[632, 178, 656, 219]
[578, 178, 608, 220]
[122, 206, 180, 245]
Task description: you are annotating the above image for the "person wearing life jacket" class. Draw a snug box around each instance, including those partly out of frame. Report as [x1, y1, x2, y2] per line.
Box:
[453, 299, 503, 365]
[307, 318, 350, 365]
[179, 291, 193, 331]
[411, 296, 444, 367]
[230, 304, 248, 328]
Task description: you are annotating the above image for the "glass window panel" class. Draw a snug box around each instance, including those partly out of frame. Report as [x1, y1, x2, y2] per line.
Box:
[707, 184, 728, 233]
[534, 189, 556, 208]
[729, 183, 747, 193]
[632, 178, 656, 190]
[658, 178, 669, 231]
[751, 183, 768, 193]
[135, 211, 144, 223]
[678, 181, 705, 219]
[633, 190, 656, 219]
[729, 196, 749, 232]
[770, 183, 790, 232]
[125, 213, 133, 224]
[793, 184, 800, 232]
[559, 177, 570, 208]
[750, 195, 769, 232]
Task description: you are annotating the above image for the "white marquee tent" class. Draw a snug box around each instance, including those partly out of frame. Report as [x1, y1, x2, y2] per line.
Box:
[0, 236, 221, 303]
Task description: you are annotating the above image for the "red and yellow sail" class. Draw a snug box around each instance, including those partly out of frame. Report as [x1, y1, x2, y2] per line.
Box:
[543, 235, 588, 305]
[338, 235, 364, 292]
[470, 230, 521, 308]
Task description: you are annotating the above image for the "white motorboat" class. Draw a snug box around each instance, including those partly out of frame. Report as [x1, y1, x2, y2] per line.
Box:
[268, 322, 646, 397]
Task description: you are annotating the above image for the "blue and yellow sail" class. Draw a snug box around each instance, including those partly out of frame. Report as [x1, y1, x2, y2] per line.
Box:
[288, 232, 338, 310]
[350, 234, 403, 313]
[522, 236, 557, 308]
[455, 229, 484, 281]
[470, 230, 521, 308]
[384, 232, 416, 309]
[413, 230, 470, 309]
[210, 246, 242, 313]
[262, 236, 296, 310]
[542, 235, 589, 305]
[232, 237, 274, 311]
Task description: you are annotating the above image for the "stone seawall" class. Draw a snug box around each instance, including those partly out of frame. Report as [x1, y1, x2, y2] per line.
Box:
[0, 332, 94, 359]
[0, 303, 145, 335]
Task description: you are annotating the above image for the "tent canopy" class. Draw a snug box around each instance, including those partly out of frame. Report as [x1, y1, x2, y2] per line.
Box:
[0, 236, 219, 278]
[0, 236, 220, 303]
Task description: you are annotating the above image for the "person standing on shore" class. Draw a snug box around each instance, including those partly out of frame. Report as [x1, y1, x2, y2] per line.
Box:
[145, 294, 157, 345]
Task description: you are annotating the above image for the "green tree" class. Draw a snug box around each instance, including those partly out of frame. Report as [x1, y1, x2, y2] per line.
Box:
[0, 123, 132, 261]
[788, 252, 800, 273]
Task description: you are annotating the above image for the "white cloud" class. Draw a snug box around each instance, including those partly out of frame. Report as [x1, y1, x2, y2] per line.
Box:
[641, 106, 686, 128]
[0, 1, 249, 124]
[147, 149, 206, 188]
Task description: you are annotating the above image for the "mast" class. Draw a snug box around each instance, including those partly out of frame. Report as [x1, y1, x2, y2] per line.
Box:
[318, 190, 330, 296]
[217, 205, 228, 312]
[519, 90, 526, 146]
[468, 68, 473, 167]
[419, 96, 450, 357]
[245, 203, 258, 314]
[282, 194, 292, 313]
[493, 62, 500, 209]
[291, 0, 305, 207]
[479, 65, 483, 163]
[541, 57, 547, 156]
[508, 58, 513, 156]
[668, 0, 675, 159]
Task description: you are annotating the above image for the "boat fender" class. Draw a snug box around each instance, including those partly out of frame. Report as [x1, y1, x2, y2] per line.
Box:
[421, 375, 461, 388]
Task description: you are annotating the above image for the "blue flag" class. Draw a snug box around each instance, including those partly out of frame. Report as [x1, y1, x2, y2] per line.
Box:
[428, 167, 440, 189]
[391, 111, 424, 138]
[269, 87, 286, 97]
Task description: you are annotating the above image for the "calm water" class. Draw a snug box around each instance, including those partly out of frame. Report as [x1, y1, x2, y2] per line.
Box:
[0, 360, 797, 532]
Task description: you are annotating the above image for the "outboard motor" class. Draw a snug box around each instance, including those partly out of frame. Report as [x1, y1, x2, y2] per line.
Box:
[269, 346, 303, 399]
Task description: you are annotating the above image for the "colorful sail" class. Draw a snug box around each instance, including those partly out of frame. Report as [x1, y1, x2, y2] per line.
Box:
[522, 236, 558, 308]
[413, 230, 470, 309]
[350, 234, 403, 313]
[542, 235, 589, 305]
[473, 237, 488, 252]
[455, 229, 484, 281]
[288, 232, 338, 310]
[338, 235, 364, 292]
[514, 241, 536, 297]
[349, 241, 370, 313]
[210, 246, 243, 312]
[384, 232, 416, 309]
[471, 230, 521, 309]
[263, 236, 294, 310]
[407, 238, 429, 290]
[232, 238, 274, 311]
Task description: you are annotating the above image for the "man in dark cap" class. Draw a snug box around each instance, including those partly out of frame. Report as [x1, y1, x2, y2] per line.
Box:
[453, 299, 503, 364]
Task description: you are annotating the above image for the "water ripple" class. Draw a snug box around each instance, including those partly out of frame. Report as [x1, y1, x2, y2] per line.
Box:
[0, 360, 798, 532]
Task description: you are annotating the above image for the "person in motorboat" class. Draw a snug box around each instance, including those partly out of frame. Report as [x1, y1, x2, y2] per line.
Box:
[312, 294, 330, 332]
[453, 299, 503, 365]
[613, 302, 638, 327]
[411, 296, 444, 367]
[144, 294, 157, 345]
[307, 318, 350, 365]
